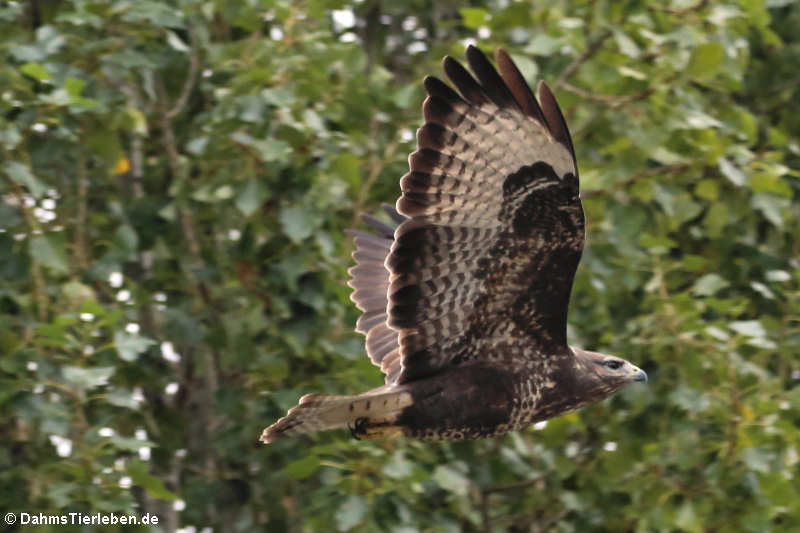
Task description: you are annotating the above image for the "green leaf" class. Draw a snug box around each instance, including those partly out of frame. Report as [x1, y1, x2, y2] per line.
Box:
[383, 450, 414, 479]
[166, 30, 189, 52]
[4, 161, 46, 198]
[751, 194, 789, 227]
[740, 447, 771, 473]
[120, 1, 185, 28]
[46, 483, 76, 509]
[694, 179, 719, 200]
[20, 62, 51, 81]
[10, 25, 65, 62]
[214, 185, 234, 200]
[614, 30, 641, 58]
[618, 65, 646, 80]
[750, 281, 774, 299]
[230, 132, 291, 163]
[114, 224, 139, 253]
[524, 34, 561, 56]
[62, 366, 115, 390]
[111, 435, 155, 451]
[392, 83, 418, 108]
[651, 147, 688, 165]
[693, 273, 729, 296]
[127, 460, 178, 500]
[64, 77, 98, 108]
[460, 8, 489, 28]
[0, 125, 22, 150]
[705, 326, 730, 341]
[186, 136, 208, 155]
[302, 109, 326, 133]
[676, 502, 703, 533]
[335, 495, 367, 531]
[236, 179, 268, 216]
[432, 464, 470, 497]
[729, 320, 766, 338]
[113, 331, 155, 361]
[261, 87, 295, 107]
[766, 270, 791, 282]
[29, 235, 69, 274]
[124, 107, 149, 135]
[684, 109, 722, 129]
[279, 206, 317, 243]
[61, 281, 96, 306]
[703, 202, 728, 236]
[105, 388, 141, 409]
[334, 153, 361, 186]
[261, 355, 289, 383]
[64, 77, 85, 97]
[669, 386, 710, 413]
[639, 233, 677, 253]
[284, 455, 320, 479]
[749, 172, 792, 197]
[687, 42, 725, 81]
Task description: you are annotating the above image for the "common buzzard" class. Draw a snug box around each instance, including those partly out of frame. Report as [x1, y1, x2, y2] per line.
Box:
[262, 45, 646, 443]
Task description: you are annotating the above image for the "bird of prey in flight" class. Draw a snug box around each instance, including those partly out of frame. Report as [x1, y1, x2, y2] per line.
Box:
[262, 45, 646, 443]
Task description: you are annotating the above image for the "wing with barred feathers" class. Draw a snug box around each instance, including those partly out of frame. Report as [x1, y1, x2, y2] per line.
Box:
[347, 205, 407, 384]
[349, 45, 584, 385]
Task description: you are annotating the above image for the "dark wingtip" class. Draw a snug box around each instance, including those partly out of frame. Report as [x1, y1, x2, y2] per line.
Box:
[464, 43, 481, 59]
[536, 80, 577, 169]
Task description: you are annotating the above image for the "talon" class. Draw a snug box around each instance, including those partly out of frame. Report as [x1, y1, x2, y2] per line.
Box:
[349, 417, 368, 440]
[347, 421, 361, 440]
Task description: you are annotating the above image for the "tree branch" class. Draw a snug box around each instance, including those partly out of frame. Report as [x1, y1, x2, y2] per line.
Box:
[479, 489, 493, 533]
[560, 82, 655, 108]
[554, 29, 613, 89]
[73, 152, 88, 271]
[351, 117, 399, 227]
[156, 64, 222, 529]
[581, 164, 689, 199]
[650, 0, 709, 16]
[166, 26, 201, 120]
[6, 179, 48, 321]
[482, 478, 540, 495]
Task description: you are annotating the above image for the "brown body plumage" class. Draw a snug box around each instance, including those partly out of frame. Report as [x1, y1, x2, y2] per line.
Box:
[261, 46, 646, 444]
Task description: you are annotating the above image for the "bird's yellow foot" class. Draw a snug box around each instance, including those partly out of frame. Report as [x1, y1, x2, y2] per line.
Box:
[348, 417, 403, 440]
[348, 417, 369, 440]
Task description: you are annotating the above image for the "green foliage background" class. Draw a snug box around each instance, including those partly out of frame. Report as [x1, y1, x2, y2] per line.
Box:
[1, 0, 799, 531]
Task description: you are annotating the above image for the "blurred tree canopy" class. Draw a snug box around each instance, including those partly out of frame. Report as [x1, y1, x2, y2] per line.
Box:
[1, 0, 799, 531]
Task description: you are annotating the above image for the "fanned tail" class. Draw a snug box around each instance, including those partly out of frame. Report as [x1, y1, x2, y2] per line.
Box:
[260, 388, 412, 443]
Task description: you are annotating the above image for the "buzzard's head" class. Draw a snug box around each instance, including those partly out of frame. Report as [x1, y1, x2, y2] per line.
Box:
[572, 348, 647, 397]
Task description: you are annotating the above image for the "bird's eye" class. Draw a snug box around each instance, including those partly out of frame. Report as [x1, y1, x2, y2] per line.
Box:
[605, 360, 623, 370]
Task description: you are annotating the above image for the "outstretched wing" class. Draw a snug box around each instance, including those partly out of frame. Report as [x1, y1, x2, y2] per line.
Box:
[350, 46, 584, 385]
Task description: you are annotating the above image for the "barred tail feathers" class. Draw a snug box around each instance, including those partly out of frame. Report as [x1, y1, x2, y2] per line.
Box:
[260, 389, 412, 443]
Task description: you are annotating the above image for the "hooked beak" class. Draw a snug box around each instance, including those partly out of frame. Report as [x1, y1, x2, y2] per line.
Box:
[632, 367, 648, 383]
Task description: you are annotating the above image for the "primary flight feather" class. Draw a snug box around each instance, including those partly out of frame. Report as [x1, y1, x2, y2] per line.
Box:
[262, 45, 646, 443]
